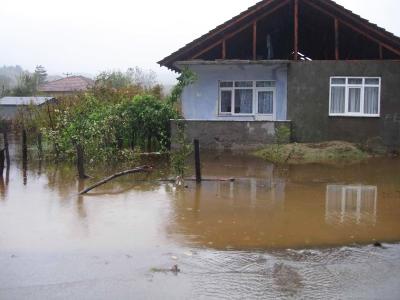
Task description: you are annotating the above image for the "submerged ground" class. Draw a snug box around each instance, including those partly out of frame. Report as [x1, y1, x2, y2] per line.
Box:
[1, 145, 400, 299]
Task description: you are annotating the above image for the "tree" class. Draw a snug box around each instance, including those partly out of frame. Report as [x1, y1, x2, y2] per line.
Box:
[12, 72, 38, 96]
[95, 71, 132, 89]
[0, 75, 11, 97]
[34, 65, 47, 85]
[127, 67, 157, 90]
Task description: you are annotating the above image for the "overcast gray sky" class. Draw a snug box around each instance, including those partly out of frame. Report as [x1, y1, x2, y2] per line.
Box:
[1, 0, 399, 84]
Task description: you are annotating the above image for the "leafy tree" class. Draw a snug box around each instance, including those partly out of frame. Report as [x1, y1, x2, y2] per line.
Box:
[95, 71, 132, 89]
[34, 65, 48, 85]
[95, 67, 159, 91]
[0, 75, 11, 97]
[12, 72, 38, 96]
[127, 67, 157, 90]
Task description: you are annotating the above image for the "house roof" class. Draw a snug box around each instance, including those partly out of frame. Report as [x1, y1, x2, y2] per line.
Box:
[158, 0, 400, 71]
[38, 76, 94, 92]
[0, 96, 54, 106]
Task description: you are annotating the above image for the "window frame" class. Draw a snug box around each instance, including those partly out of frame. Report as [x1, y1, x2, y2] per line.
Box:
[218, 80, 276, 118]
[329, 76, 381, 118]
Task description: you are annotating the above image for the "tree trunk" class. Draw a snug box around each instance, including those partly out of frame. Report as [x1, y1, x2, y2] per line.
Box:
[147, 136, 152, 153]
[76, 144, 88, 179]
[130, 130, 135, 150]
[117, 135, 123, 150]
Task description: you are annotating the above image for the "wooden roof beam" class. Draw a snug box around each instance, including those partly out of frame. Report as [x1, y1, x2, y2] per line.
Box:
[192, 0, 290, 59]
[334, 18, 339, 60]
[294, 0, 299, 60]
[303, 0, 400, 57]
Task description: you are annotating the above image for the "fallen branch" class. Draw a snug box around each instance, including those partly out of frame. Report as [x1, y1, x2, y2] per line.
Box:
[79, 165, 153, 195]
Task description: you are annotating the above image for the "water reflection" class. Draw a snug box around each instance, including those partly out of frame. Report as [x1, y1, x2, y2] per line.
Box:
[167, 156, 400, 249]
[1, 151, 400, 251]
[326, 185, 377, 225]
[0, 176, 6, 200]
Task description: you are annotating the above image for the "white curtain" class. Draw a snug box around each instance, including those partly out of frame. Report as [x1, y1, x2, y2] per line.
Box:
[235, 90, 253, 113]
[364, 87, 379, 114]
[330, 86, 345, 113]
[220, 90, 232, 113]
[258, 91, 273, 114]
[348, 88, 361, 113]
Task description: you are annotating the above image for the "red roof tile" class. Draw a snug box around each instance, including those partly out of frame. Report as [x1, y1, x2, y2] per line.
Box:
[38, 76, 94, 92]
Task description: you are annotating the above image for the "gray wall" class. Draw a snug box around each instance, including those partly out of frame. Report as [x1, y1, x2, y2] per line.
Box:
[181, 63, 288, 121]
[171, 120, 291, 150]
[0, 106, 18, 120]
[287, 60, 400, 147]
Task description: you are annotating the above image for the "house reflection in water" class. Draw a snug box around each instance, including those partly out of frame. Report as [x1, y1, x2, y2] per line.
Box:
[325, 185, 377, 225]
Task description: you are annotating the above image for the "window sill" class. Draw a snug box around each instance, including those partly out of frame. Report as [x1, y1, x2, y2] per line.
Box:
[218, 113, 274, 116]
[329, 114, 380, 118]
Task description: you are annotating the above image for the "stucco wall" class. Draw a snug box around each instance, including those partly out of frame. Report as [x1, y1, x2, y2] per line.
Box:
[171, 120, 291, 150]
[287, 60, 400, 147]
[181, 63, 288, 121]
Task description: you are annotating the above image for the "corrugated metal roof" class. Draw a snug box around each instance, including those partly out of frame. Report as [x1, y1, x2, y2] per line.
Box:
[0, 96, 54, 106]
[38, 76, 94, 92]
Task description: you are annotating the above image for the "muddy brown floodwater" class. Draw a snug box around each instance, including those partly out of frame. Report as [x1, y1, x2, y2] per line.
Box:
[1, 149, 400, 299]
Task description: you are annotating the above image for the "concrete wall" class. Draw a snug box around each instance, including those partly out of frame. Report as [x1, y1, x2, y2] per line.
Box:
[181, 63, 288, 121]
[287, 60, 400, 147]
[171, 120, 291, 150]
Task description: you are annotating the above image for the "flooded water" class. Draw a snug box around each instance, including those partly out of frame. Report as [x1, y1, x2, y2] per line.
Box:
[1, 146, 400, 299]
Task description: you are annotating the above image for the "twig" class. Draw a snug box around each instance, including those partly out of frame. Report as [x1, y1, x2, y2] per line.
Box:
[79, 165, 152, 195]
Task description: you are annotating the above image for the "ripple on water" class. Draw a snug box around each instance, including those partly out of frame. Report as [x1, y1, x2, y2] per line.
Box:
[161, 244, 400, 299]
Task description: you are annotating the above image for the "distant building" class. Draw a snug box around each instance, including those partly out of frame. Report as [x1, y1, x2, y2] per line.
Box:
[38, 76, 94, 96]
[0, 96, 55, 120]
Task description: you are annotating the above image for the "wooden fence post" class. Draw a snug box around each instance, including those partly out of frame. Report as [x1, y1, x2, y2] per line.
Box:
[194, 139, 201, 183]
[76, 144, 88, 179]
[22, 129, 27, 163]
[37, 133, 43, 158]
[0, 149, 4, 178]
[3, 131, 10, 167]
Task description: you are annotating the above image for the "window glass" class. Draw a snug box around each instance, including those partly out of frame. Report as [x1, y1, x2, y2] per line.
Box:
[365, 78, 380, 85]
[364, 87, 379, 114]
[220, 90, 232, 113]
[234, 89, 253, 114]
[348, 88, 361, 113]
[256, 81, 275, 87]
[330, 86, 345, 114]
[331, 78, 346, 84]
[235, 81, 253, 88]
[330, 76, 381, 117]
[258, 91, 273, 114]
[220, 81, 233, 88]
[348, 78, 362, 85]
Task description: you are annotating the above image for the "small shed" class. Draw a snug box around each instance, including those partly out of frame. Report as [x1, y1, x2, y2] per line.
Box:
[0, 96, 55, 120]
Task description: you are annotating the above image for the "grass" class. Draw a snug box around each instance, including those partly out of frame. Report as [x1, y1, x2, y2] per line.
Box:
[254, 141, 370, 165]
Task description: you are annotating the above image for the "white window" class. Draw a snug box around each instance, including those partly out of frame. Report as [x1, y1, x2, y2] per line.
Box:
[329, 77, 381, 117]
[219, 80, 276, 116]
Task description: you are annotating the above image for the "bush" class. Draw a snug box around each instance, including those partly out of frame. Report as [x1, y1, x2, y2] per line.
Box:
[15, 91, 178, 162]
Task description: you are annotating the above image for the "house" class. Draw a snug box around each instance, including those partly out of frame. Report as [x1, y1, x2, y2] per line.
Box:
[159, 0, 400, 150]
[38, 76, 94, 96]
[0, 96, 56, 120]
